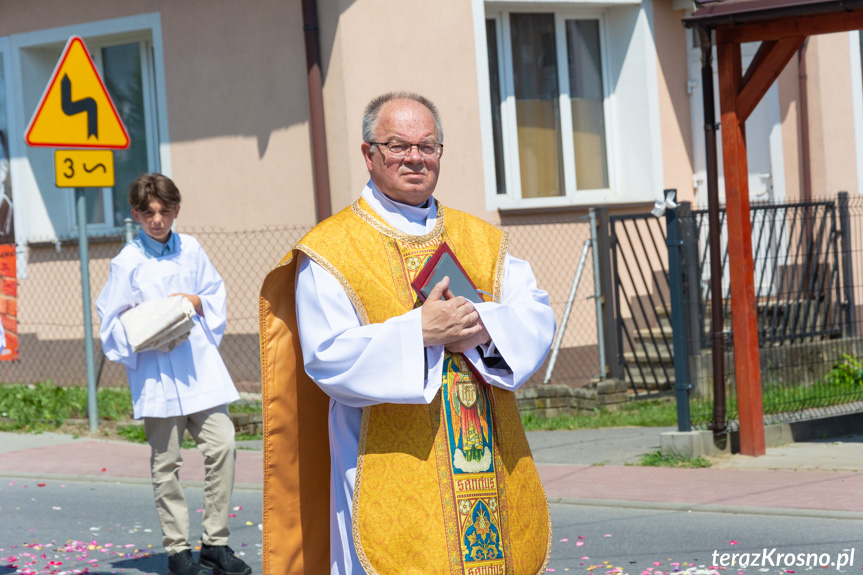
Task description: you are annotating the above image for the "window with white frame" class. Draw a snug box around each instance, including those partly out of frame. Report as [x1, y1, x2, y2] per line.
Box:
[486, 11, 610, 206]
[83, 40, 154, 231]
[9, 15, 167, 243]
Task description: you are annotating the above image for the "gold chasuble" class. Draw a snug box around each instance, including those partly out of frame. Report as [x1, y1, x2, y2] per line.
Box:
[259, 198, 551, 575]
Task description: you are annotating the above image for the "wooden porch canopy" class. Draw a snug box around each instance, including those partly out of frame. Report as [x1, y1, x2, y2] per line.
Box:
[683, 0, 863, 455]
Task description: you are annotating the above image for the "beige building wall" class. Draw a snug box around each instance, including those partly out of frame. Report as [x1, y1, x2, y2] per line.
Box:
[11, 1, 862, 391]
[1, 1, 316, 387]
[777, 57, 802, 202]
[654, 0, 696, 205]
[806, 32, 858, 199]
[318, 0, 492, 223]
[0, 0, 318, 230]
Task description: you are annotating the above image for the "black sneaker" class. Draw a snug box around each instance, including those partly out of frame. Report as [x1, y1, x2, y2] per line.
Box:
[168, 550, 213, 575]
[199, 544, 252, 575]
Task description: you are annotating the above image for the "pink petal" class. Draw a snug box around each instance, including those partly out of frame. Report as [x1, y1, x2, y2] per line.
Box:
[577, 542, 585, 547]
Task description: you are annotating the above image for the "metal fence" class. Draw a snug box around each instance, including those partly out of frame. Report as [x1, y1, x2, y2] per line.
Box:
[608, 212, 674, 396]
[0, 215, 601, 393]
[678, 193, 863, 430]
[583, 191, 863, 429]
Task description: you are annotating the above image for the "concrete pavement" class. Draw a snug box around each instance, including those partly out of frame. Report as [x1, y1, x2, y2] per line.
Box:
[2, 427, 862, 519]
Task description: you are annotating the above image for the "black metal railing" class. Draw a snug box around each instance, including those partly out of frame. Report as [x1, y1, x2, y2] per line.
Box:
[610, 194, 857, 418]
[691, 200, 847, 348]
[683, 193, 863, 430]
[609, 213, 674, 395]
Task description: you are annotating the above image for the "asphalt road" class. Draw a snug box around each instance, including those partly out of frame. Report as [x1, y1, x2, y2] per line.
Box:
[0, 477, 262, 575]
[2, 476, 861, 574]
[549, 504, 862, 573]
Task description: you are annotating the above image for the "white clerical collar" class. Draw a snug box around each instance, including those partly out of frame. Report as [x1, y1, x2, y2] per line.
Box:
[362, 180, 437, 236]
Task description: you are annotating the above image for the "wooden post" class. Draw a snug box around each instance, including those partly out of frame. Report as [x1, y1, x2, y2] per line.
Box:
[717, 41, 766, 456]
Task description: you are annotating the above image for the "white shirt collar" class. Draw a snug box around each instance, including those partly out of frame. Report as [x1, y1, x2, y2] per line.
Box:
[361, 180, 437, 236]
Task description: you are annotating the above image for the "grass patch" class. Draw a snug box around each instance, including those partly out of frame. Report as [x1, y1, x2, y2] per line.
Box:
[117, 424, 147, 444]
[521, 398, 678, 431]
[690, 354, 863, 426]
[639, 450, 711, 468]
[0, 381, 134, 432]
[229, 401, 262, 414]
[118, 425, 196, 448]
[0, 382, 262, 443]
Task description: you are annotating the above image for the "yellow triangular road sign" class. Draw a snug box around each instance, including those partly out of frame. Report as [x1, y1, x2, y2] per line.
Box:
[25, 36, 129, 149]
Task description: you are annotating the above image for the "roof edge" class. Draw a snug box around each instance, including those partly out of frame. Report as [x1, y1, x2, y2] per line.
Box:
[683, 0, 863, 28]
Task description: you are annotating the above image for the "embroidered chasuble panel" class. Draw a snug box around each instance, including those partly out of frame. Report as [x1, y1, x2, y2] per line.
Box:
[354, 234, 549, 575]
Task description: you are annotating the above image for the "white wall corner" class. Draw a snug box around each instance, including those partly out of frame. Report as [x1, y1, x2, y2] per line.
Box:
[848, 30, 863, 195]
[607, 2, 664, 204]
[472, 0, 498, 212]
[640, 0, 666, 202]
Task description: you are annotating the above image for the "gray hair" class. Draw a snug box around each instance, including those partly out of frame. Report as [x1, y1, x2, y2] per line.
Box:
[361, 91, 444, 144]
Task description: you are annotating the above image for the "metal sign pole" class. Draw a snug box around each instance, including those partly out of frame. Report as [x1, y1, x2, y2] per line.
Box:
[23, 35, 129, 436]
[75, 187, 98, 432]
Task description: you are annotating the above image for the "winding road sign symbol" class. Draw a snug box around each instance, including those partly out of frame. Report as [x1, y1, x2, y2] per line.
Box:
[61, 74, 98, 139]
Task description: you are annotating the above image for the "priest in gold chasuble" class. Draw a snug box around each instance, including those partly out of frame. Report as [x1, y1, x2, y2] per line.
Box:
[259, 92, 556, 575]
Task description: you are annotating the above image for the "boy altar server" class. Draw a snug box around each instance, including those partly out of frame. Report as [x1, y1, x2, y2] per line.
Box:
[97, 173, 251, 575]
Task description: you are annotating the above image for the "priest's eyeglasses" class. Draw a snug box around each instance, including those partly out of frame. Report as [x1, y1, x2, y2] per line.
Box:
[370, 141, 444, 159]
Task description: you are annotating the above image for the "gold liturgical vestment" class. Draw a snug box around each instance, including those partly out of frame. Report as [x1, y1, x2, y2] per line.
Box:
[259, 198, 551, 575]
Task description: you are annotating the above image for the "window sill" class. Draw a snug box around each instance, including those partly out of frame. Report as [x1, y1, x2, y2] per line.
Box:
[491, 189, 657, 213]
[496, 199, 654, 218]
[28, 233, 126, 250]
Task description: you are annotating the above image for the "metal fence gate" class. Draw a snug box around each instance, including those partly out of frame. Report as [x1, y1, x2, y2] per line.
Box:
[608, 195, 854, 412]
[609, 212, 675, 396]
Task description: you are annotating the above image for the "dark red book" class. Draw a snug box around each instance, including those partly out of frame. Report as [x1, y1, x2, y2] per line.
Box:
[411, 243, 483, 304]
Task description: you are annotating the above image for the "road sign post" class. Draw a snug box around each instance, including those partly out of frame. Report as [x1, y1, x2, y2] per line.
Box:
[24, 36, 130, 433]
[75, 188, 98, 431]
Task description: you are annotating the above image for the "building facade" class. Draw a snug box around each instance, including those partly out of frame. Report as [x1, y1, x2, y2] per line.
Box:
[0, 0, 861, 388]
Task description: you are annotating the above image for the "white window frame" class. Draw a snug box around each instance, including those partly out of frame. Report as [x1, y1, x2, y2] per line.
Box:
[7, 13, 171, 244]
[474, 0, 664, 212]
[849, 30, 863, 195]
[480, 7, 616, 210]
[63, 38, 161, 234]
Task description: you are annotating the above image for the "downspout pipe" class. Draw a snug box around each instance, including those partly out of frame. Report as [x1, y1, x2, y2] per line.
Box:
[799, 38, 811, 203]
[302, 0, 332, 222]
[697, 25, 727, 434]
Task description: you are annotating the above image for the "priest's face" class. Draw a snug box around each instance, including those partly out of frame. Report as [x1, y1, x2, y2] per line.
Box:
[362, 99, 442, 206]
[132, 197, 179, 243]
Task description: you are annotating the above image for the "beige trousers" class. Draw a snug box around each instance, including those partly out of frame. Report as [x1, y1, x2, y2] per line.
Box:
[144, 405, 236, 555]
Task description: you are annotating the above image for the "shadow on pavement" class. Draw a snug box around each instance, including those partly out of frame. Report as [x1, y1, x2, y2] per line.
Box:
[111, 552, 167, 574]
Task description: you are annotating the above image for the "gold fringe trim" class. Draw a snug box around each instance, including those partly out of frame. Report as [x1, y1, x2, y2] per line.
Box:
[259, 251, 296, 575]
[495, 231, 508, 302]
[351, 198, 446, 245]
[258, 294, 273, 575]
[296, 244, 370, 326]
[352, 406, 378, 575]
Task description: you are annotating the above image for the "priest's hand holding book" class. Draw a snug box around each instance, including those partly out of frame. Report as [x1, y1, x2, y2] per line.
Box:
[420, 275, 490, 352]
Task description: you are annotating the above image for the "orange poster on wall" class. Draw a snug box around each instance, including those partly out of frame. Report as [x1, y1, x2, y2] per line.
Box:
[0, 243, 18, 361]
